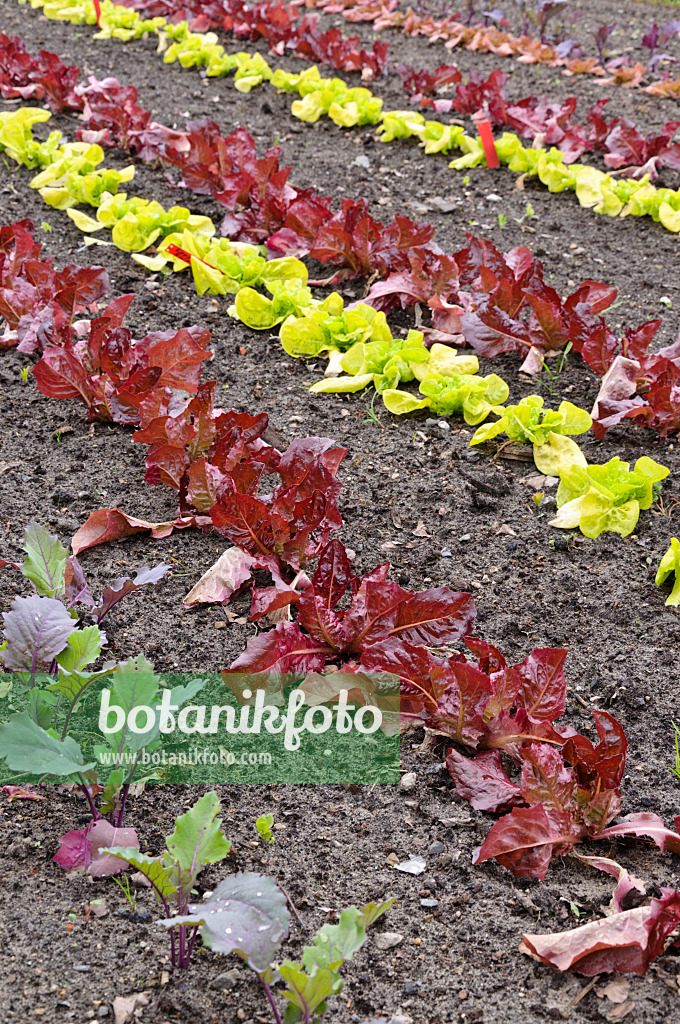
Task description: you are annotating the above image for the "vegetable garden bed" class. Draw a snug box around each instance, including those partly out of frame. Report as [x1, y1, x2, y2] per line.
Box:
[1, 0, 680, 1022]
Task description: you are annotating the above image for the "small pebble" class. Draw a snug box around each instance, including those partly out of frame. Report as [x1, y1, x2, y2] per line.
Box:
[398, 772, 417, 793]
[429, 840, 445, 855]
[210, 970, 240, 991]
[374, 931, 404, 950]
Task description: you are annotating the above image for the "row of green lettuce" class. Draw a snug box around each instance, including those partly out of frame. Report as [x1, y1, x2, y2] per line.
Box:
[0, 105, 517, 427]
[1, 105, 677, 553]
[469, 396, 671, 544]
[16, 0, 680, 233]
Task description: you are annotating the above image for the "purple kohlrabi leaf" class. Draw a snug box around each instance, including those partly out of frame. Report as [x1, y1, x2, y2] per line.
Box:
[94, 563, 172, 622]
[0, 595, 76, 673]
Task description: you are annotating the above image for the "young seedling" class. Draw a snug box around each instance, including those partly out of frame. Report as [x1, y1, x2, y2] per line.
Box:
[161, 889, 392, 1022]
[256, 814, 275, 844]
[112, 872, 137, 911]
[0, 523, 203, 832]
[671, 721, 680, 780]
[535, 342, 573, 396]
[594, 23, 616, 64]
[103, 792, 234, 969]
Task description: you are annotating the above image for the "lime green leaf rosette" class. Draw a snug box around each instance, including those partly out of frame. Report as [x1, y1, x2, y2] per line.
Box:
[470, 396, 592, 466]
[231, 285, 314, 331]
[310, 329, 428, 394]
[383, 372, 508, 423]
[31, 143, 135, 210]
[0, 107, 60, 169]
[68, 194, 215, 252]
[656, 538, 680, 606]
[550, 456, 669, 540]
[280, 298, 390, 359]
[134, 230, 306, 298]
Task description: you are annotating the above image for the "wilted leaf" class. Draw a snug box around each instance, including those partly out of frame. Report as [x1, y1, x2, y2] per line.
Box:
[523, 889, 680, 975]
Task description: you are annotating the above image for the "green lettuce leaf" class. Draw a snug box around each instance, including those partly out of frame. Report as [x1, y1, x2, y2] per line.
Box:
[656, 537, 680, 605]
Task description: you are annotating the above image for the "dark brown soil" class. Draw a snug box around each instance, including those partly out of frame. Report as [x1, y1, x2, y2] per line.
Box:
[1, 1, 680, 1023]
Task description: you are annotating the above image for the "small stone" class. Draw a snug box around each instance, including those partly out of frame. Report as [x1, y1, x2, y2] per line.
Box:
[437, 420, 450, 431]
[210, 970, 240, 991]
[73, 965, 90, 973]
[440, 549, 452, 558]
[97, 1008, 110, 1019]
[374, 931, 404, 950]
[398, 772, 417, 793]
[429, 840, 445, 855]
[428, 197, 457, 213]
[386, 851, 400, 866]
[485, 193, 503, 202]
[420, 898, 439, 907]
[459, 533, 471, 542]
[130, 872, 151, 889]
[458, 989, 469, 1000]
[403, 982, 418, 995]
[353, 154, 371, 169]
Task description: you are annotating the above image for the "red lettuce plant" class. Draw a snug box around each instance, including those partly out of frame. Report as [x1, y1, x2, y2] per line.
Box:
[33, 300, 212, 426]
[0, 32, 82, 111]
[0, 219, 109, 351]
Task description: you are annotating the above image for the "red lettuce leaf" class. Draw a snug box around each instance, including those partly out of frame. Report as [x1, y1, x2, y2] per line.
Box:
[596, 812, 680, 854]
[511, 647, 567, 723]
[523, 889, 680, 975]
[71, 508, 211, 555]
[446, 748, 522, 813]
[223, 620, 333, 676]
[473, 804, 585, 880]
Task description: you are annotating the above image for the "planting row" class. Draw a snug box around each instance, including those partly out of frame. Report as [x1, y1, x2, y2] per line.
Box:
[114, 0, 680, 94]
[65, 0, 680, 178]
[296, 0, 680, 96]
[3, 512, 680, 983]
[13, 0, 680, 234]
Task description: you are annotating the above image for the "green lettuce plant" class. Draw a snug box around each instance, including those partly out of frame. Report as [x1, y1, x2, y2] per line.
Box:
[550, 455, 670, 539]
[383, 370, 509, 422]
[134, 230, 308, 298]
[656, 537, 680, 605]
[471, 395, 592, 471]
[231, 281, 315, 330]
[68, 193, 215, 251]
[279, 296, 391, 358]
[31, 142, 135, 209]
[0, 107, 62, 168]
[310, 329, 430, 394]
